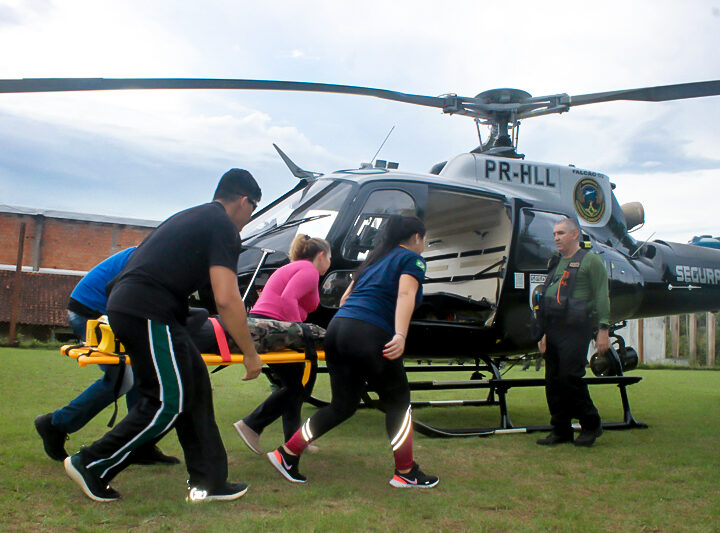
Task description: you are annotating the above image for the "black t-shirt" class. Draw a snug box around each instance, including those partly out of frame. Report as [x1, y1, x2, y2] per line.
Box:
[107, 201, 241, 323]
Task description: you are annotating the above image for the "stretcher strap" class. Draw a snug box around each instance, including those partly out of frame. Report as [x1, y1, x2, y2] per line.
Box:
[300, 323, 318, 390]
[209, 317, 231, 363]
[61, 343, 87, 356]
[107, 355, 127, 428]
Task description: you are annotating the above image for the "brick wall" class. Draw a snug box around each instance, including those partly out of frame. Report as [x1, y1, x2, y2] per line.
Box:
[1, 210, 156, 328]
[0, 271, 78, 326]
[0, 213, 154, 272]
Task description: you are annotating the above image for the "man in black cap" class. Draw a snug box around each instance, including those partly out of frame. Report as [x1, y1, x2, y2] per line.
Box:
[64, 168, 264, 502]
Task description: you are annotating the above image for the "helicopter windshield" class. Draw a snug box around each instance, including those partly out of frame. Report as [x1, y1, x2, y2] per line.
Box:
[237, 179, 354, 273]
[241, 179, 333, 240]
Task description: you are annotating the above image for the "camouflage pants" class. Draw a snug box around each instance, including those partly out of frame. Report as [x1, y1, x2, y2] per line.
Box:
[186, 309, 325, 355]
[188, 315, 325, 353]
[241, 317, 325, 354]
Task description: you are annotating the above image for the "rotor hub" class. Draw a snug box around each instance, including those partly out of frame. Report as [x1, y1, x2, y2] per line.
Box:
[474, 88, 532, 105]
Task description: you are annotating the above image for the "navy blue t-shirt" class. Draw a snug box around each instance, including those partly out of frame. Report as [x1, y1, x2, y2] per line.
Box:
[334, 246, 426, 334]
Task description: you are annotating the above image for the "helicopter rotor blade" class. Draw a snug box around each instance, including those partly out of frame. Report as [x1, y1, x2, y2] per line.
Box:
[561, 80, 720, 107]
[0, 77, 456, 111]
[3, 77, 718, 125]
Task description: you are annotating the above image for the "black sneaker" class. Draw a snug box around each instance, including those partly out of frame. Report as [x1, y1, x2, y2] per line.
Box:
[536, 432, 574, 446]
[64, 454, 120, 502]
[34, 413, 68, 461]
[267, 447, 307, 483]
[389, 462, 439, 488]
[574, 427, 603, 447]
[129, 445, 181, 465]
[186, 482, 248, 503]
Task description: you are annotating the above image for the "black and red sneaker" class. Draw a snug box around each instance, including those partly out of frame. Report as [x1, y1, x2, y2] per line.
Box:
[267, 446, 307, 483]
[389, 462, 439, 489]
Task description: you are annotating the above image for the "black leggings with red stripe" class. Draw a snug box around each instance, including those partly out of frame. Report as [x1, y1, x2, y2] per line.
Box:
[293, 317, 414, 469]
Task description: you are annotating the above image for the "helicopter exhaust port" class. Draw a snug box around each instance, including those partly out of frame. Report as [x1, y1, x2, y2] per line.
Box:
[621, 202, 645, 232]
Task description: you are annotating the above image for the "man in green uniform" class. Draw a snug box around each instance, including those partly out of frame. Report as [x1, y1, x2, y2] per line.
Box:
[537, 218, 610, 447]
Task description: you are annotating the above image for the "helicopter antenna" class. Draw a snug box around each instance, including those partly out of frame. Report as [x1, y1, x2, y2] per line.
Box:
[630, 231, 656, 258]
[369, 125, 395, 165]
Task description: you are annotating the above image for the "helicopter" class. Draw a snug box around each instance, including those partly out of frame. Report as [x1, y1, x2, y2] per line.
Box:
[3, 77, 720, 436]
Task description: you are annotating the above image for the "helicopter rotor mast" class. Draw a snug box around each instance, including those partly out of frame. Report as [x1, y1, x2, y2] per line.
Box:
[1, 78, 718, 158]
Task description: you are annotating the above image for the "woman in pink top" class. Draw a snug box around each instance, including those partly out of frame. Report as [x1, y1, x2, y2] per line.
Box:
[234, 234, 331, 454]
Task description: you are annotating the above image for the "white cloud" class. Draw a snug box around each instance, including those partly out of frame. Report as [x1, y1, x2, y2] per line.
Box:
[613, 168, 720, 243]
[0, 0, 718, 240]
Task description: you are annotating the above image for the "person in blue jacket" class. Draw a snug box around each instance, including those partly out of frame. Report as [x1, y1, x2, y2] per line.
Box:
[34, 247, 178, 466]
[266, 215, 439, 488]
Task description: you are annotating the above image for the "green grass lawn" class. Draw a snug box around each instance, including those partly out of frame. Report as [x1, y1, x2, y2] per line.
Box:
[1, 347, 718, 532]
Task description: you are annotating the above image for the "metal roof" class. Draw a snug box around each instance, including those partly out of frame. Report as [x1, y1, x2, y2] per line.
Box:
[0, 204, 159, 228]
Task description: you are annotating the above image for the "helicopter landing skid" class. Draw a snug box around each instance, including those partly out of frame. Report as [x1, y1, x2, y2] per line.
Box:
[304, 355, 646, 437]
[404, 355, 647, 438]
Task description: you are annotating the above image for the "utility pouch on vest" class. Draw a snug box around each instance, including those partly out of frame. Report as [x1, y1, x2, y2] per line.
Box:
[564, 297, 592, 326]
[541, 249, 590, 326]
[529, 289, 546, 342]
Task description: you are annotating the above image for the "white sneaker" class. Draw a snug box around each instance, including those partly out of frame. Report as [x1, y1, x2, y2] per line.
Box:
[233, 420, 263, 454]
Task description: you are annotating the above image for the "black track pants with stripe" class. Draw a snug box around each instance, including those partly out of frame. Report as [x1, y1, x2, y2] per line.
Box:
[81, 311, 228, 489]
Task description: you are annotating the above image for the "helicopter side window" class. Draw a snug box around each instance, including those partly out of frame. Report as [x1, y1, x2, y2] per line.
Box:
[515, 209, 568, 270]
[319, 270, 354, 308]
[341, 189, 417, 261]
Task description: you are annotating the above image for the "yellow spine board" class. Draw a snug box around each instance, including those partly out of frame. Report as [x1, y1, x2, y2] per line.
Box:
[63, 317, 325, 367]
[64, 346, 326, 367]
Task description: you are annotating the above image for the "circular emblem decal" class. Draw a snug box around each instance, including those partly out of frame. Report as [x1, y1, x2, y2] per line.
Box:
[573, 178, 605, 223]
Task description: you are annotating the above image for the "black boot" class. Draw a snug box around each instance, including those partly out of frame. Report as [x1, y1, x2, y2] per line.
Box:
[573, 427, 603, 447]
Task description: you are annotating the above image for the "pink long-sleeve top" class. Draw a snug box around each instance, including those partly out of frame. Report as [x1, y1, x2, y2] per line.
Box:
[250, 260, 321, 322]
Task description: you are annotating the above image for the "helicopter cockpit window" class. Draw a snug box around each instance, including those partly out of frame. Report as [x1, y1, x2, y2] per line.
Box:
[341, 189, 417, 261]
[515, 209, 568, 270]
[237, 180, 353, 274]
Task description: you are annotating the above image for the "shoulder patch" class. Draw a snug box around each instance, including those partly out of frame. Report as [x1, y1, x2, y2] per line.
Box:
[416, 258, 426, 272]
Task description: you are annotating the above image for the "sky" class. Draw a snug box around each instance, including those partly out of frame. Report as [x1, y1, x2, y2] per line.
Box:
[1, 0, 719, 244]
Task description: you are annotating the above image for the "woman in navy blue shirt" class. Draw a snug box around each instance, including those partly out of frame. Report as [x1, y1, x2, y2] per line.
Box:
[267, 215, 439, 488]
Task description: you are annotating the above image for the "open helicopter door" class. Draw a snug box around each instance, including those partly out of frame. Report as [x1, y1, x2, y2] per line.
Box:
[318, 180, 512, 330]
[416, 186, 512, 329]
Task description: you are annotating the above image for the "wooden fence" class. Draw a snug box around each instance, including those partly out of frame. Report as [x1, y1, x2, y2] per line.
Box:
[667, 313, 717, 367]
